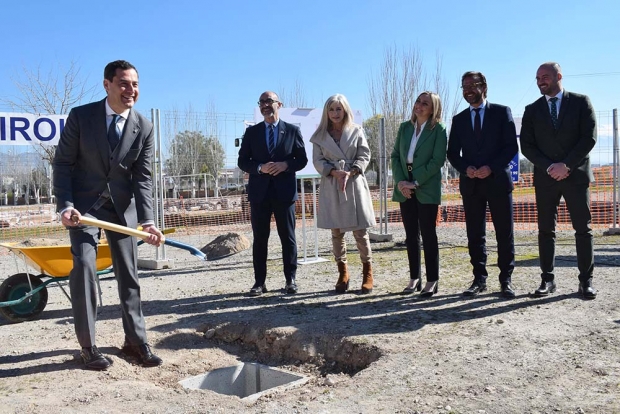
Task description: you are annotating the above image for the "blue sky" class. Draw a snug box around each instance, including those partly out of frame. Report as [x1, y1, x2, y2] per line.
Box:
[1, 0, 619, 164]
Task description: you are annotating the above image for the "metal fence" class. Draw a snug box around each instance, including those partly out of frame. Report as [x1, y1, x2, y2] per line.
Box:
[0, 109, 618, 262]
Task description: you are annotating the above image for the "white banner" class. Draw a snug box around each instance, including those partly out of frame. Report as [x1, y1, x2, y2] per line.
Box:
[253, 107, 363, 176]
[0, 113, 67, 146]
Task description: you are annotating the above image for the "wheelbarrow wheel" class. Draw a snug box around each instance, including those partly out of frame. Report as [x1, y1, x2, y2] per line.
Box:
[0, 273, 48, 323]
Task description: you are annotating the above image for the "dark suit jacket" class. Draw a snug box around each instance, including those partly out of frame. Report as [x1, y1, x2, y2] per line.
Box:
[447, 102, 518, 195]
[520, 91, 597, 187]
[237, 120, 308, 203]
[53, 98, 155, 228]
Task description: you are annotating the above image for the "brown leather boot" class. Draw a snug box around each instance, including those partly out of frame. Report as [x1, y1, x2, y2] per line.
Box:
[361, 262, 373, 294]
[335, 261, 349, 293]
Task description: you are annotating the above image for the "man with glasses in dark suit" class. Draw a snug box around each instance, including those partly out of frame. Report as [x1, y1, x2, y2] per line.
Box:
[238, 91, 308, 296]
[520, 62, 597, 300]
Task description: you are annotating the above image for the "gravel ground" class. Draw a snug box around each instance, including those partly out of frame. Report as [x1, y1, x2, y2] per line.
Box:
[0, 225, 619, 414]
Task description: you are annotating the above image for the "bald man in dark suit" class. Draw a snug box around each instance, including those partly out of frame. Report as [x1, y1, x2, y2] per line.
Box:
[520, 62, 597, 300]
[238, 91, 308, 296]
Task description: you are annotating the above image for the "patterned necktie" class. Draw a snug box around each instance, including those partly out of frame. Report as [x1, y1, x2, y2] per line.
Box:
[473, 108, 482, 142]
[549, 97, 559, 129]
[268, 124, 275, 155]
[108, 114, 121, 150]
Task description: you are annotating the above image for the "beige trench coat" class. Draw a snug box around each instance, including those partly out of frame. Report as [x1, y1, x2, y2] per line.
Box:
[310, 124, 376, 232]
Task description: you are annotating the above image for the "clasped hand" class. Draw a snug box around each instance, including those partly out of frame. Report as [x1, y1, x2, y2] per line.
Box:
[547, 162, 570, 181]
[398, 180, 417, 199]
[466, 165, 492, 179]
[261, 161, 288, 176]
[331, 169, 350, 192]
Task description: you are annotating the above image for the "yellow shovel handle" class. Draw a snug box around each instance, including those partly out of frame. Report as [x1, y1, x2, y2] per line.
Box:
[77, 216, 166, 245]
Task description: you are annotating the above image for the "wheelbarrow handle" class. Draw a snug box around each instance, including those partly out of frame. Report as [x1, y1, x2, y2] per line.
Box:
[78, 216, 166, 246]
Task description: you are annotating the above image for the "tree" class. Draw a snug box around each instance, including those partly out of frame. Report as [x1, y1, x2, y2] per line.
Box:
[363, 114, 383, 185]
[165, 130, 225, 197]
[278, 79, 311, 108]
[367, 45, 463, 185]
[519, 157, 534, 175]
[1, 60, 97, 115]
[201, 136, 226, 185]
[1, 60, 97, 202]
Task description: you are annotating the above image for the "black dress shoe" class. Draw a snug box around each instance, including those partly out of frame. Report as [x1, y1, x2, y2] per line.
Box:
[285, 280, 298, 294]
[463, 282, 487, 296]
[248, 284, 268, 296]
[578, 282, 597, 300]
[121, 342, 163, 367]
[534, 280, 556, 297]
[81, 346, 111, 371]
[500, 282, 516, 298]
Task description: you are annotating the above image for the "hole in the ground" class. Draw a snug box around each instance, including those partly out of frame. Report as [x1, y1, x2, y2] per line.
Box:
[198, 323, 383, 375]
[179, 362, 308, 402]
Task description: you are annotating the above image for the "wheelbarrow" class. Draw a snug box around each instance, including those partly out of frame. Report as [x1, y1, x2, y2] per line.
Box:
[0, 217, 207, 323]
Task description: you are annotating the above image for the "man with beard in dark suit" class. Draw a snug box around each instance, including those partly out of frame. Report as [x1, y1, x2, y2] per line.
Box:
[520, 62, 597, 300]
[447, 71, 518, 299]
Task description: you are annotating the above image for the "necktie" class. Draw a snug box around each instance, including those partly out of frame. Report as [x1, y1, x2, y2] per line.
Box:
[549, 97, 559, 129]
[268, 124, 275, 155]
[108, 114, 121, 150]
[473, 108, 482, 142]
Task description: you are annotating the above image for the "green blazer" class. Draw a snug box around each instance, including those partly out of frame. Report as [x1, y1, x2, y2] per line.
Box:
[391, 120, 447, 204]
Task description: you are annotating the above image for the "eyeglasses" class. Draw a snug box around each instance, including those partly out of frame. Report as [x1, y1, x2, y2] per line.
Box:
[461, 82, 484, 90]
[258, 99, 280, 106]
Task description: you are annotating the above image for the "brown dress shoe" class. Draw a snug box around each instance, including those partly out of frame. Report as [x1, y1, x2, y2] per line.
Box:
[121, 342, 163, 367]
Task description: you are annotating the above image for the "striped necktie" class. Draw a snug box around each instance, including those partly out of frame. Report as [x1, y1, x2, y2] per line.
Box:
[268, 124, 275, 155]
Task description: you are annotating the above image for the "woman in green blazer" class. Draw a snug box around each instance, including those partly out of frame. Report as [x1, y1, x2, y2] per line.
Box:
[391, 91, 447, 297]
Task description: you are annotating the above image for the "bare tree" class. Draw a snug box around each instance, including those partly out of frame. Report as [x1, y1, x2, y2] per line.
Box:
[1, 60, 97, 115]
[367, 45, 462, 183]
[1, 60, 97, 202]
[278, 79, 310, 108]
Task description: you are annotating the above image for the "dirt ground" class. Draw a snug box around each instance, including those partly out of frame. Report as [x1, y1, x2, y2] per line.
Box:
[0, 226, 619, 414]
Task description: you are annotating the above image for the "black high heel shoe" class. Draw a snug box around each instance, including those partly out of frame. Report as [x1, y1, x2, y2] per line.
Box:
[420, 281, 438, 298]
[402, 278, 422, 294]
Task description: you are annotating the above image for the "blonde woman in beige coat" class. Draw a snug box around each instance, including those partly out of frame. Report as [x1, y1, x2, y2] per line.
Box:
[310, 94, 376, 294]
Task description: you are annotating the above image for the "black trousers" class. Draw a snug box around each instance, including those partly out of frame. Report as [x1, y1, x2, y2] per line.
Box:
[399, 194, 439, 282]
[535, 180, 593, 282]
[250, 198, 297, 286]
[461, 186, 515, 284]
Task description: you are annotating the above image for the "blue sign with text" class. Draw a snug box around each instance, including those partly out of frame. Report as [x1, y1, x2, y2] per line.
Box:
[509, 153, 519, 182]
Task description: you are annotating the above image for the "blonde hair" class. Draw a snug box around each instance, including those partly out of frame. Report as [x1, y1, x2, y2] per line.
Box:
[410, 91, 443, 129]
[313, 94, 355, 138]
